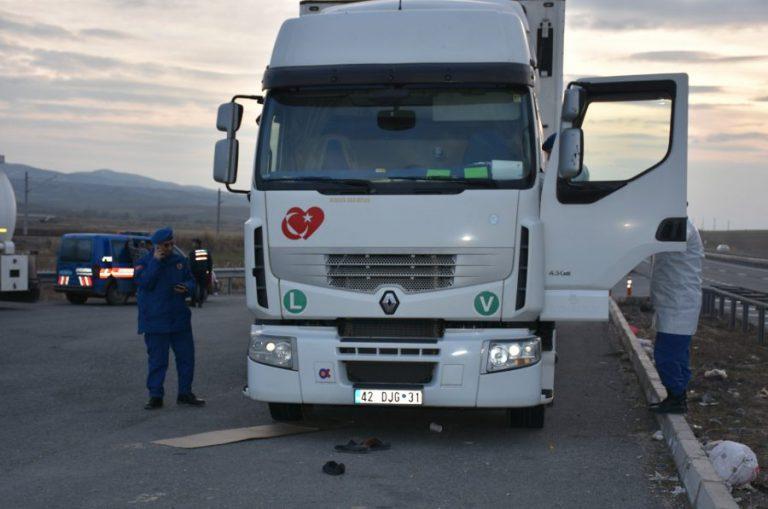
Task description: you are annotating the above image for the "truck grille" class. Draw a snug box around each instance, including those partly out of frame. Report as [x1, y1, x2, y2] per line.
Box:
[326, 254, 456, 294]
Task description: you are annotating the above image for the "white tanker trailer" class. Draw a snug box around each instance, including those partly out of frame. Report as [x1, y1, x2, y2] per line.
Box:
[0, 166, 39, 302]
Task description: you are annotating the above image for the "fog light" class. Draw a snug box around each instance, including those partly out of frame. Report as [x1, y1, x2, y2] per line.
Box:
[249, 333, 297, 370]
[485, 337, 541, 373]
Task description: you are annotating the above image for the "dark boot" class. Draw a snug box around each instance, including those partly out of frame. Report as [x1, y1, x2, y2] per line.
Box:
[177, 393, 206, 407]
[649, 392, 687, 414]
[144, 397, 163, 410]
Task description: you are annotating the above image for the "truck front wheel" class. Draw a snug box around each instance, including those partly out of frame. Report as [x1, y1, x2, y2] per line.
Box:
[268, 402, 304, 421]
[508, 405, 545, 429]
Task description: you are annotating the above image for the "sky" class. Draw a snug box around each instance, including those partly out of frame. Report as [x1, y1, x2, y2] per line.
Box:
[0, 0, 766, 228]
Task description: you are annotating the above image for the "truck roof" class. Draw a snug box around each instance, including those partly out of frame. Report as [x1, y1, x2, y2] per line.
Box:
[270, 0, 531, 70]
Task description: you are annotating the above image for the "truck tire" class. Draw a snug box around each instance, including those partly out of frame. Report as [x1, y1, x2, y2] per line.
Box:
[105, 282, 129, 305]
[66, 293, 88, 305]
[508, 405, 545, 429]
[268, 402, 303, 421]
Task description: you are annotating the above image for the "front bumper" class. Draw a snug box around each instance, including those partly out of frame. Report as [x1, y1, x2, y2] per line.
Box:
[244, 324, 546, 408]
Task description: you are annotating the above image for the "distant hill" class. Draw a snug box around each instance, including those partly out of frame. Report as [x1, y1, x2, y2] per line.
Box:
[1, 162, 249, 229]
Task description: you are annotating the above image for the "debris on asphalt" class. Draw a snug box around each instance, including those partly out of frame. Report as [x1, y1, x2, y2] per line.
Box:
[429, 422, 443, 433]
[758, 387, 768, 399]
[670, 486, 686, 496]
[706, 440, 760, 487]
[322, 461, 346, 476]
[704, 368, 728, 380]
[648, 471, 676, 482]
[153, 422, 320, 449]
[334, 437, 391, 454]
[698, 392, 719, 407]
[652, 430, 664, 441]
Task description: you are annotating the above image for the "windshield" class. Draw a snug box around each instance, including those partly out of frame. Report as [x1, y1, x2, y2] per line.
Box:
[256, 86, 536, 191]
[59, 238, 93, 263]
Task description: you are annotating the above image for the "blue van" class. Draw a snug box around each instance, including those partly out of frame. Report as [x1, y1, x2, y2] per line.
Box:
[54, 233, 151, 305]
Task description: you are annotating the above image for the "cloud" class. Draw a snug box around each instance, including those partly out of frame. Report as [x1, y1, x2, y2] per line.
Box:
[690, 86, 725, 94]
[704, 132, 767, 143]
[78, 28, 136, 40]
[0, 13, 73, 39]
[568, 0, 768, 30]
[630, 51, 767, 63]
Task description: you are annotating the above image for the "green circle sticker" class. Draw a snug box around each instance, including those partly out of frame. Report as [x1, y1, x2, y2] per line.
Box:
[283, 289, 307, 314]
[474, 291, 499, 316]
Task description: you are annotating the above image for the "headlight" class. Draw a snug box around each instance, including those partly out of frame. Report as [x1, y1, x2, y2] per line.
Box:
[248, 333, 297, 370]
[485, 337, 541, 373]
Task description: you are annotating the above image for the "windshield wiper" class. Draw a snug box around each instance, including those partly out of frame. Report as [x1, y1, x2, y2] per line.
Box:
[267, 176, 373, 190]
[387, 177, 498, 187]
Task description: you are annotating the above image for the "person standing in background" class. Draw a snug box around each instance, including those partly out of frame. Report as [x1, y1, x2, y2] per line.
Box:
[189, 238, 213, 308]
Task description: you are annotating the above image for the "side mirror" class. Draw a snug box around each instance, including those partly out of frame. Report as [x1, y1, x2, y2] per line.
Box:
[561, 88, 583, 123]
[558, 127, 583, 179]
[213, 102, 244, 185]
[216, 103, 244, 134]
[214, 139, 239, 184]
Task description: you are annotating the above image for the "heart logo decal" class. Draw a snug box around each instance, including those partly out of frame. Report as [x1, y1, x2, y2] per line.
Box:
[281, 206, 325, 240]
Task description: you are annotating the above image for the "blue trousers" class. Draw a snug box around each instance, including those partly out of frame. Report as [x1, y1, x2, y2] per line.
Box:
[654, 332, 692, 397]
[144, 331, 195, 398]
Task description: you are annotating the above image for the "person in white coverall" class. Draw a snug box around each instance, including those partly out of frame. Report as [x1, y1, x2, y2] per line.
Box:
[649, 219, 704, 414]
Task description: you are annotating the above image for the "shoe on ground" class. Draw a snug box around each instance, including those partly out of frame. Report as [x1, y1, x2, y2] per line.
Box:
[649, 393, 687, 414]
[144, 397, 163, 410]
[177, 393, 206, 407]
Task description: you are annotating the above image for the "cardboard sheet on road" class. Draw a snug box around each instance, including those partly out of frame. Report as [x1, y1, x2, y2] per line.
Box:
[153, 422, 320, 449]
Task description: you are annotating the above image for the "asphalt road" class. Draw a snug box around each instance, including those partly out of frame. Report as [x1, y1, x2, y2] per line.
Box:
[702, 258, 768, 292]
[0, 296, 681, 508]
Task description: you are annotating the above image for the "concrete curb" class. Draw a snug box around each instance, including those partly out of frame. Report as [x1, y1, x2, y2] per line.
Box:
[608, 300, 738, 509]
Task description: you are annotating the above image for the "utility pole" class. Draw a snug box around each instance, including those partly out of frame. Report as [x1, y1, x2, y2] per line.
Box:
[215, 188, 221, 235]
[727, 220, 731, 231]
[713, 218, 716, 231]
[23, 171, 29, 236]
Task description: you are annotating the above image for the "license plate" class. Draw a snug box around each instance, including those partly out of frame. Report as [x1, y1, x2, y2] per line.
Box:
[354, 388, 423, 406]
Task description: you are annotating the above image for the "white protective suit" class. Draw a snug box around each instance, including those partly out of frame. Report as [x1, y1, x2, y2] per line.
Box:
[650, 219, 704, 335]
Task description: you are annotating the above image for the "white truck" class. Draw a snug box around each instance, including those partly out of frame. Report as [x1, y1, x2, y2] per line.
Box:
[0, 165, 39, 302]
[213, 0, 688, 427]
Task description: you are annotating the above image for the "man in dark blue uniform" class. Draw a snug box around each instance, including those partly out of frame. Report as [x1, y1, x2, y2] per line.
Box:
[135, 227, 205, 410]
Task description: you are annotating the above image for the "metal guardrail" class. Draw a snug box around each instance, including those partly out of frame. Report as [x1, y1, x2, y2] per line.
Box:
[702, 284, 767, 344]
[37, 268, 247, 294]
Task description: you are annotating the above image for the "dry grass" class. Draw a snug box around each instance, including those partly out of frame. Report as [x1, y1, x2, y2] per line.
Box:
[621, 302, 768, 506]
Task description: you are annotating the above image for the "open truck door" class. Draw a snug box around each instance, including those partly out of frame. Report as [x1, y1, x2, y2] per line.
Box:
[541, 74, 688, 320]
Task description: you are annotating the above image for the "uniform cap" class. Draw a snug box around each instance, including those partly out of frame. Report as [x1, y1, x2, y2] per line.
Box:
[150, 227, 174, 245]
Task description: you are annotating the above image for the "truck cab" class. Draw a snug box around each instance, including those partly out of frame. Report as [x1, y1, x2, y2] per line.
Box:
[55, 233, 150, 305]
[213, 0, 688, 427]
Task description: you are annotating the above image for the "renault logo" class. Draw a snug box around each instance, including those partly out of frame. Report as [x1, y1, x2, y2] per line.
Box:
[379, 290, 400, 315]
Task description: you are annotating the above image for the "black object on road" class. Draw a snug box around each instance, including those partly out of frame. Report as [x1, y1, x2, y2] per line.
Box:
[334, 437, 391, 454]
[322, 461, 345, 476]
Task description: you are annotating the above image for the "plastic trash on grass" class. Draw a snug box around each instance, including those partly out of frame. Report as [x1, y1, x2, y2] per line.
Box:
[705, 440, 760, 487]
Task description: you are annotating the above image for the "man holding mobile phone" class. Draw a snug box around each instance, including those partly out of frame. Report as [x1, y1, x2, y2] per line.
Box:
[134, 227, 205, 410]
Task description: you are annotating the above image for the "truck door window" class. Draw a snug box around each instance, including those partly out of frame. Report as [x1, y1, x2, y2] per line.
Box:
[579, 98, 672, 182]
